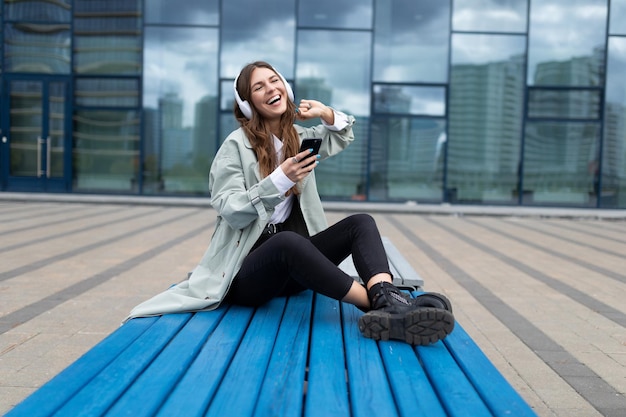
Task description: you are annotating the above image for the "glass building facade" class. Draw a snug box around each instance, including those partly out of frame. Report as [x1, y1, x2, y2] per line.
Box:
[0, 0, 625, 208]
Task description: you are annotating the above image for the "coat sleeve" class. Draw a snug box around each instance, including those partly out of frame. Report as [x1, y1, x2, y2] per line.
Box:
[209, 138, 285, 230]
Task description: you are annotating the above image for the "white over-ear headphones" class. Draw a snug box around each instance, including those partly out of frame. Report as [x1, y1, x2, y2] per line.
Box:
[233, 68, 295, 119]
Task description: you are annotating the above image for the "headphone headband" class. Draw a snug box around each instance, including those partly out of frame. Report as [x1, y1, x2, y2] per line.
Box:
[233, 67, 294, 119]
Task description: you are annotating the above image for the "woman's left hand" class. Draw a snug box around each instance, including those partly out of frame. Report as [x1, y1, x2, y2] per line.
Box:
[296, 99, 334, 125]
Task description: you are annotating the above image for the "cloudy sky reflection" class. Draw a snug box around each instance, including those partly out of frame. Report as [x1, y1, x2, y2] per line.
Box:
[453, 0, 527, 32]
[299, 0, 372, 29]
[528, 0, 607, 85]
[141, 0, 618, 125]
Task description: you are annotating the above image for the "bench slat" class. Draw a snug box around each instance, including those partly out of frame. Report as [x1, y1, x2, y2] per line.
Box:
[444, 324, 538, 417]
[155, 306, 255, 417]
[254, 291, 313, 416]
[305, 294, 351, 417]
[417, 341, 493, 416]
[378, 340, 448, 417]
[205, 298, 287, 417]
[382, 237, 424, 289]
[342, 304, 400, 417]
[106, 309, 227, 416]
[5, 317, 157, 417]
[53, 314, 192, 416]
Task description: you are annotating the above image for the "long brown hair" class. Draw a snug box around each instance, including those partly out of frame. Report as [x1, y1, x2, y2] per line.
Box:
[234, 61, 300, 194]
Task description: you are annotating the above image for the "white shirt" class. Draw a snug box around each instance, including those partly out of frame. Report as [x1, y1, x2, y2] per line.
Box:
[267, 109, 350, 224]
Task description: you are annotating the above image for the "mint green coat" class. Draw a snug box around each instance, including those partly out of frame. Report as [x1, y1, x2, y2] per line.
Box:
[127, 117, 355, 320]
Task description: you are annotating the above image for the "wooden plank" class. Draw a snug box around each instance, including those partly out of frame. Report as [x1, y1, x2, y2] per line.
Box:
[106, 308, 228, 416]
[204, 297, 287, 417]
[378, 340, 448, 417]
[342, 303, 400, 417]
[444, 324, 538, 417]
[305, 294, 350, 417]
[254, 291, 313, 417]
[382, 237, 424, 289]
[155, 305, 255, 417]
[417, 338, 493, 417]
[52, 314, 192, 417]
[5, 317, 157, 417]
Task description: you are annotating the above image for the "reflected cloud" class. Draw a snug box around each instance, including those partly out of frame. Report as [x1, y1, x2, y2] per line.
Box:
[380, 0, 449, 34]
[373, 1, 450, 83]
[528, 0, 607, 84]
[453, 6, 526, 32]
[221, 0, 295, 43]
[300, 0, 372, 29]
[453, 34, 526, 65]
[221, 18, 295, 78]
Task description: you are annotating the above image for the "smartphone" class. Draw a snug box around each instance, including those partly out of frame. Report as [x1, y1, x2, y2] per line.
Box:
[299, 138, 322, 166]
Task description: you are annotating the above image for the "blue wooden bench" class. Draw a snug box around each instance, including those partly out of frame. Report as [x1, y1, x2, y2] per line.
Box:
[6, 239, 537, 417]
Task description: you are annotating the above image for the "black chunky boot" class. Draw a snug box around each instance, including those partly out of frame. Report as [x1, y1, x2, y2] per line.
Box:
[358, 282, 455, 345]
[412, 291, 453, 312]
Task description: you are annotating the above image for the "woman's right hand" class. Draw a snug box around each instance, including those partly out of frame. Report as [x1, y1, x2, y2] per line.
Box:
[281, 148, 319, 182]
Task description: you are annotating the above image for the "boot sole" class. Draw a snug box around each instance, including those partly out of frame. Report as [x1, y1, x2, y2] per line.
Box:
[358, 307, 455, 345]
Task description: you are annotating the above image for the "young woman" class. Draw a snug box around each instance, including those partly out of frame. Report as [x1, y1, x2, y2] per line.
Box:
[128, 61, 454, 345]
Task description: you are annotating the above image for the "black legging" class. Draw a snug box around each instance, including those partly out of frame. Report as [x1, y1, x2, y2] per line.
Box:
[226, 213, 392, 307]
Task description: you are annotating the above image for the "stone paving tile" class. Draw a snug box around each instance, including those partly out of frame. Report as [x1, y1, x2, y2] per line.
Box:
[0, 200, 625, 416]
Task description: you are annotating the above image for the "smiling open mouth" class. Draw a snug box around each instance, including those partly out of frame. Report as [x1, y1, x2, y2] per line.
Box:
[267, 95, 281, 105]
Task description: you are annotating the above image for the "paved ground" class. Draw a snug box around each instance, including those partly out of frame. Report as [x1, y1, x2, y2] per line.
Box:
[0, 195, 625, 416]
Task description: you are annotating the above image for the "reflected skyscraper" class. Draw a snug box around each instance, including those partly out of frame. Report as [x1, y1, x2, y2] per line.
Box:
[159, 93, 192, 171]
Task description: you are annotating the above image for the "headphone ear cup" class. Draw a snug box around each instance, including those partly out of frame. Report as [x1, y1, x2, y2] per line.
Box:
[278, 72, 294, 102]
[233, 77, 252, 119]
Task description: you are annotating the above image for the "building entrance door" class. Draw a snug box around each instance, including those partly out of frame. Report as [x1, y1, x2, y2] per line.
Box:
[0, 78, 71, 192]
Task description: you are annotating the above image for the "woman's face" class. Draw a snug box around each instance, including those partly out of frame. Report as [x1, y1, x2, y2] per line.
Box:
[249, 67, 289, 121]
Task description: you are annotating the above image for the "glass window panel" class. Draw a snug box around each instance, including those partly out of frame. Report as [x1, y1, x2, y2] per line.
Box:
[143, 27, 219, 195]
[522, 121, 600, 206]
[9, 81, 42, 177]
[528, 0, 607, 86]
[369, 117, 445, 202]
[296, 30, 370, 199]
[528, 89, 602, 119]
[447, 34, 526, 204]
[6, 0, 71, 22]
[298, 0, 372, 29]
[75, 78, 139, 107]
[145, 0, 218, 25]
[373, 85, 445, 116]
[4, 23, 71, 73]
[73, 110, 140, 192]
[452, 0, 527, 33]
[374, 0, 450, 83]
[73, 0, 142, 75]
[609, 0, 626, 35]
[221, 0, 295, 78]
[297, 30, 371, 116]
[602, 37, 626, 208]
